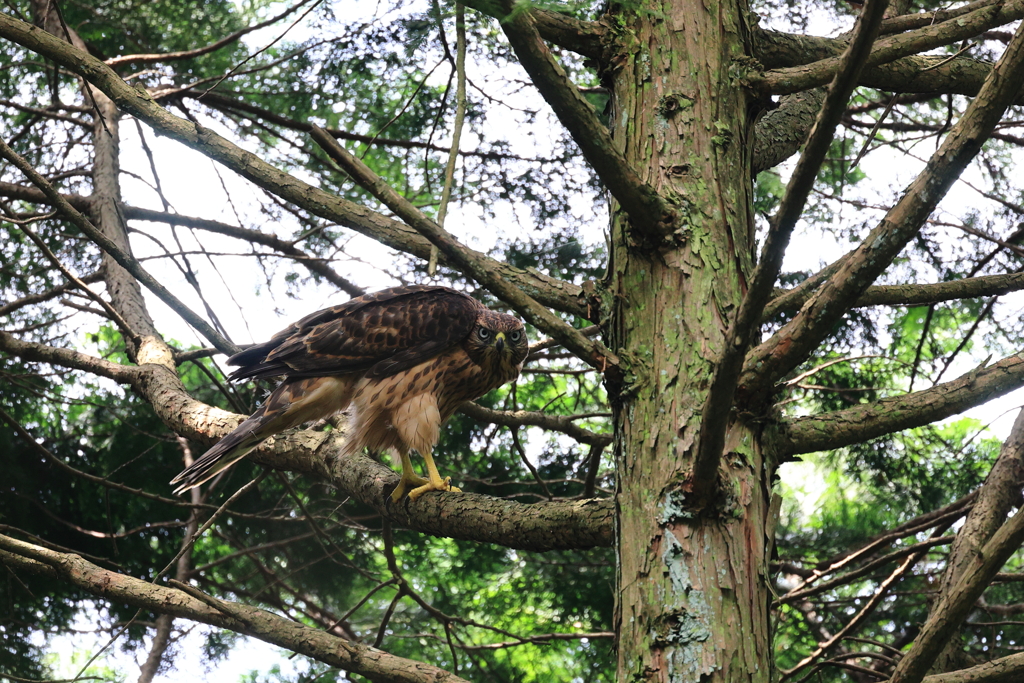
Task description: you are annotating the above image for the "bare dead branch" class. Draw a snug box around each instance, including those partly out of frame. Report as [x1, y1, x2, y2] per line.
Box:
[0, 270, 102, 317]
[782, 532, 938, 680]
[0, 13, 588, 320]
[122, 206, 364, 297]
[0, 135, 238, 356]
[459, 401, 611, 447]
[105, 0, 319, 67]
[775, 535, 953, 606]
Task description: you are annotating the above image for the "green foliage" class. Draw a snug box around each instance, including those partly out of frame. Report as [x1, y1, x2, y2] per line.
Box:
[4, 0, 1024, 680]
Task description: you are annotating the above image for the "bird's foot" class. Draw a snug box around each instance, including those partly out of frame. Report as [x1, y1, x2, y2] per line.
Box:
[390, 472, 429, 503]
[406, 476, 461, 502]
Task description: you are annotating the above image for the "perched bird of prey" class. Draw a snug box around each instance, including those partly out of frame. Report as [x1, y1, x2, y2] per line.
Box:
[171, 286, 529, 501]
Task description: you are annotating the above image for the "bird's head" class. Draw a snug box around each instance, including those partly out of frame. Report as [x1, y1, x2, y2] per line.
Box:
[467, 311, 529, 369]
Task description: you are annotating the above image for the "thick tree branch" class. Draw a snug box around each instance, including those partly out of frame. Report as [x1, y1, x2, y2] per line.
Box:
[887, 423, 1024, 683]
[494, 1, 678, 244]
[762, 0, 1024, 95]
[776, 352, 1024, 457]
[461, 1, 610, 63]
[753, 0, 1004, 69]
[945, 409, 1024, 588]
[752, 89, 825, 173]
[743, 21, 1024, 399]
[921, 651, 1024, 683]
[0, 534, 469, 683]
[0, 332, 613, 551]
[693, 0, 888, 504]
[0, 13, 587, 320]
[247, 430, 616, 551]
[767, 271, 1024, 317]
[931, 408, 1024, 672]
[309, 126, 618, 373]
[757, 36, 1022, 106]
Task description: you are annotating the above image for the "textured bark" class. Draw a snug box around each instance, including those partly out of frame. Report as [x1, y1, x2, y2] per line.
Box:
[943, 409, 1024, 587]
[921, 651, 1024, 683]
[930, 409, 1024, 673]
[0, 330, 613, 551]
[752, 89, 825, 173]
[777, 352, 1024, 457]
[0, 535, 468, 683]
[607, 0, 770, 681]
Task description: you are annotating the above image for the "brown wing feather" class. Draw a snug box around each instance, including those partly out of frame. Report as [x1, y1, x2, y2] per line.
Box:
[227, 286, 483, 381]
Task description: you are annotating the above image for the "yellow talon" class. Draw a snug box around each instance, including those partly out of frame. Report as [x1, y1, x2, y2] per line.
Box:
[390, 471, 429, 502]
[392, 449, 461, 501]
[407, 476, 461, 501]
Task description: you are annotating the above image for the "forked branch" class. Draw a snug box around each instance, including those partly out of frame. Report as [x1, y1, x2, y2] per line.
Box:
[692, 0, 889, 505]
[744, 20, 1024, 398]
[763, 0, 1024, 94]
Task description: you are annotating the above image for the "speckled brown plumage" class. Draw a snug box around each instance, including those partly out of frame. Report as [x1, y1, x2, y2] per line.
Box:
[171, 286, 529, 500]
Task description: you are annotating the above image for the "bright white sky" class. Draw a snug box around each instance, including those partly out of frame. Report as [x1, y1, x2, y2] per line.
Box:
[38, 0, 1024, 680]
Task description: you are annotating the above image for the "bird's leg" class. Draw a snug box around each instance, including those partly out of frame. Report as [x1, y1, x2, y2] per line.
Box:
[390, 449, 429, 502]
[406, 449, 462, 501]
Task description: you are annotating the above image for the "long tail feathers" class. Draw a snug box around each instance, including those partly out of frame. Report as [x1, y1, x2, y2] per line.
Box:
[170, 410, 271, 494]
[170, 376, 353, 494]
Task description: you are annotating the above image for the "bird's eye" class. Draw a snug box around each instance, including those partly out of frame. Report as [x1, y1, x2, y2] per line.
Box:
[509, 330, 522, 342]
[478, 328, 492, 340]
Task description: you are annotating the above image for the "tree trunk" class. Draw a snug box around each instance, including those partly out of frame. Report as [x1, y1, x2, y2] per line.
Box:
[608, 0, 773, 680]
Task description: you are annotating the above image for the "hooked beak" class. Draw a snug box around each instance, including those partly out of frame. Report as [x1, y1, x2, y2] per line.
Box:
[495, 332, 505, 352]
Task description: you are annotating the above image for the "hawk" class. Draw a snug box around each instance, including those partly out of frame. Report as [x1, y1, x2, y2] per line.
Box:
[171, 286, 529, 501]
